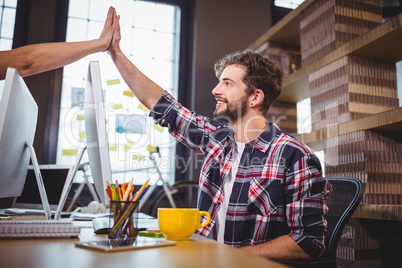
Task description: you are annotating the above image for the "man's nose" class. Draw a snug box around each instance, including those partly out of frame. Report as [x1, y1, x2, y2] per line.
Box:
[212, 83, 220, 96]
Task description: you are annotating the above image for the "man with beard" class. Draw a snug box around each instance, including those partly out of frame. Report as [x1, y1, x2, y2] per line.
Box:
[107, 10, 332, 261]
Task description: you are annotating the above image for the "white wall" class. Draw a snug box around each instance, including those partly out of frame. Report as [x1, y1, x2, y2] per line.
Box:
[192, 0, 272, 117]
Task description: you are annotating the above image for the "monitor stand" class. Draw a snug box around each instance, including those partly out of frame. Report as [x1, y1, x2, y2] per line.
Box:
[54, 146, 87, 220]
[65, 161, 100, 212]
[25, 141, 51, 220]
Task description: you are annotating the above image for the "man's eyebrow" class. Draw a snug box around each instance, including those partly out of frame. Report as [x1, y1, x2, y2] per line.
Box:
[221, 77, 236, 84]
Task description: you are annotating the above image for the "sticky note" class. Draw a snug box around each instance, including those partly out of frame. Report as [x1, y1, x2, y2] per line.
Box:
[111, 103, 123, 110]
[109, 144, 118, 151]
[76, 114, 85, 120]
[132, 154, 146, 161]
[123, 141, 135, 152]
[107, 79, 120, 85]
[138, 103, 150, 113]
[123, 90, 134, 97]
[79, 131, 86, 139]
[153, 124, 164, 133]
[62, 149, 78, 156]
[147, 145, 158, 152]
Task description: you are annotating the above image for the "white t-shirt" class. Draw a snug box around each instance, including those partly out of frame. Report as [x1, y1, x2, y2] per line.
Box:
[216, 141, 246, 243]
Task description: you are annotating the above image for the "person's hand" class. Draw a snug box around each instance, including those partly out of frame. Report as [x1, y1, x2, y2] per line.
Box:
[107, 11, 121, 56]
[98, 6, 117, 51]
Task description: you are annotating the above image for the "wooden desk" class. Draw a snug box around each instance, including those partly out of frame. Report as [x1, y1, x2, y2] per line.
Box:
[0, 227, 288, 268]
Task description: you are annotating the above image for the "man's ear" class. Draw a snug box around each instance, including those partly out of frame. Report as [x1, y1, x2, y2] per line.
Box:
[250, 89, 264, 107]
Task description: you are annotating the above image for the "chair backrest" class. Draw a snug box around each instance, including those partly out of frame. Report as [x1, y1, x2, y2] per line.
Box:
[323, 177, 363, 259]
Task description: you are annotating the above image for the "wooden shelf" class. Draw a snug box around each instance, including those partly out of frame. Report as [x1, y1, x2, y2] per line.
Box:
[251, 12, 402, 103]
[354, 204, 402, 221]
[248, 0, 314, 50]
[295, 107, 402, 150]
[252, 4, 402, 145]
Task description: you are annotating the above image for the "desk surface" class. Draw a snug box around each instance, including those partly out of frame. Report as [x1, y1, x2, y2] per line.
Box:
[0, 226, 288, 268]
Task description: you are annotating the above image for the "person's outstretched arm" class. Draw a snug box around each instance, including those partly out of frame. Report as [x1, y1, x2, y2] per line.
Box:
[107, 12, 164, 110]
[0, 6, 117, 80]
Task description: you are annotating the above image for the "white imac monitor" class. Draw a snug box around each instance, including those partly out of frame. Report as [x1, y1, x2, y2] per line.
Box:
[0, 68, 37, 197]
[0, 68, 51, 219]
[84, 61, 112, 206]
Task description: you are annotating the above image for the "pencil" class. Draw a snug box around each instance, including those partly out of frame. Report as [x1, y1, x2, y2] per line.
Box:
[132, 179, 149, 201]
[122, 178, 133, 201]
[115, 181, 121, 200]
[106, 181, 112, 200]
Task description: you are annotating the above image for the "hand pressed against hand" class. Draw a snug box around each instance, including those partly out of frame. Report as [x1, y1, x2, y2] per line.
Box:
[99, 6, 118, 51]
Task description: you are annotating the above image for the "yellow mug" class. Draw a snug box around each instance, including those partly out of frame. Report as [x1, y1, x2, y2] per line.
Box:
[158, 208, 211, 241]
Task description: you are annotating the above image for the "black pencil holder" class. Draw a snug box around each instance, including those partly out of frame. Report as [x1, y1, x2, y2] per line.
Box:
[108, 201, 139, 239]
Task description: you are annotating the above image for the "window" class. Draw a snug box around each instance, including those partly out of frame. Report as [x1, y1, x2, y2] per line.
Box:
[275, 0, 304, 9]
[397, 61, 402, 107]
[56, 0, 181, 185]
[297, 98, 311, 134]
[0, 0, 16, 50]
[0, 0, 17, 90]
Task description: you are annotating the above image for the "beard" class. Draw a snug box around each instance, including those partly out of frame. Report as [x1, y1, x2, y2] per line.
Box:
[213, 93, 249, 123]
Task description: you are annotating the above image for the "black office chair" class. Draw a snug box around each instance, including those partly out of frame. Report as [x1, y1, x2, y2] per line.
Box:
[280, 177, 363, 268]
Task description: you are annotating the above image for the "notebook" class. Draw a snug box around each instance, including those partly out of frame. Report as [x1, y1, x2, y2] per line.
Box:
[0, 220, 81, 239]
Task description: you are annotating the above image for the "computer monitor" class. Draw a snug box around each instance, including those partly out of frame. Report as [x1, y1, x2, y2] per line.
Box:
[0, 68, 51, 219]
[84, 61, 112, 207]
[13, 165, 72, 211]
[53, 61, 111, 219]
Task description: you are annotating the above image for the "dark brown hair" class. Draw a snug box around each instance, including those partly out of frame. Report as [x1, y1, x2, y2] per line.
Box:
[214, 50, 284, 116]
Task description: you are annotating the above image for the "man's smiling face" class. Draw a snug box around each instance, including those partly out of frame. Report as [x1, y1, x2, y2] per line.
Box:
[212, 64, 251, 122]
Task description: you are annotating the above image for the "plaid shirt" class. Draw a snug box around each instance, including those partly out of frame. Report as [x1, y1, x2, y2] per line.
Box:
[151, 91, 332, 258]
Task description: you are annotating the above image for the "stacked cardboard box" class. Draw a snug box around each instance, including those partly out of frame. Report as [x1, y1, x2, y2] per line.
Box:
[336, 217, 402, 267]
[323, 124, 402, 267]
[336, 218, 382, 268]
[309, 55, 398, 131]
[309, 56, 350, 130]
[299, 0, 401, 267]
[324, 130, 402, 207]
[300, 0, 382, 67]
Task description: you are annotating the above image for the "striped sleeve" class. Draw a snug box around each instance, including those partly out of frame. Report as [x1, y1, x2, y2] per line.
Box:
[150, 91, 218, 153]
[285, 153, 332, 259]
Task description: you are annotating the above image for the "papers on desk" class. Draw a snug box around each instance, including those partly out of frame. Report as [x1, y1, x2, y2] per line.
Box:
[0, 220, 81, 239]
[71, 212, 109, 221]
